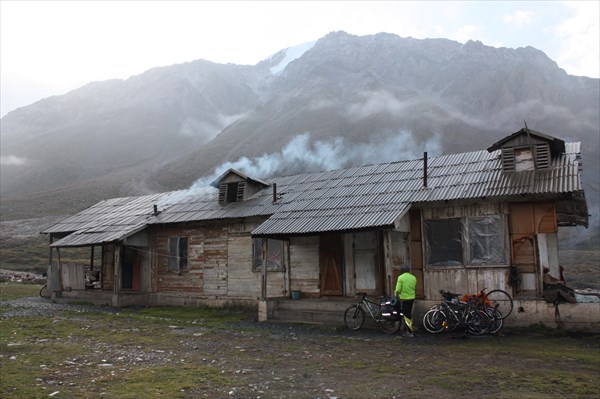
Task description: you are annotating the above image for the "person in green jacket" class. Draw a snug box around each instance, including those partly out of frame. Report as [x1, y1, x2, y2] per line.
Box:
[395, 264, 417, 337]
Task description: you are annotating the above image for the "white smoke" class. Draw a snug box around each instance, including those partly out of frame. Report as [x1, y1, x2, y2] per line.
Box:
[187, 130, 442, 192]
[157, 131, 441, 208]
[346, 90, 423, 121]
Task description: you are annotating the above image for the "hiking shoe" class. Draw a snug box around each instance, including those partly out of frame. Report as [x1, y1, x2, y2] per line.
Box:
[402, 331, 414, 338]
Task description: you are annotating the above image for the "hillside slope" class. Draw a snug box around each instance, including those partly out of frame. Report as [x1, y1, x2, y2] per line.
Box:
[1, 31, 598, 248]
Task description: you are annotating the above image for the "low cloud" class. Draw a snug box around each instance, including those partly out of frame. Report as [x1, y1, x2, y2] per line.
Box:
[346, 90, 422, 121]
[450, 24, 481, 43]
[554, 2, 600, 78]
[0, 155, 29, 166]
[503, 11, 534, 26]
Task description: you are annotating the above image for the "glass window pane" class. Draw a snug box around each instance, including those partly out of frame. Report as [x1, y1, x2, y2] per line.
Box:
[253, 238, 263, 271]
[425, 219, 463, 266]
[267, 239, 283, 271]
[178, 237, 188, 269]
[468, 215, 506, 265]
[168, 237, 179, 272]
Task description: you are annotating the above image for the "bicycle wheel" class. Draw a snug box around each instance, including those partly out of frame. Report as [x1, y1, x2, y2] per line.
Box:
[466, 309, 492, 336]
[379, 319, 401, 334]
[485, 307, 503, 334]
[344, 305, 365, 331]
[422, 309, 446, 333]
[484, 289, 513, 319]
[39, 284, 50, 299]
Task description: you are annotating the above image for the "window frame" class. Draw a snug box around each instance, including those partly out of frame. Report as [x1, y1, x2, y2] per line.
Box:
[424, 214, 508, 269]
[424, 218, 464, 267]
[253, 238, 285, 272]
[467, 215, 507, 266]
[167, 236, 189, 274]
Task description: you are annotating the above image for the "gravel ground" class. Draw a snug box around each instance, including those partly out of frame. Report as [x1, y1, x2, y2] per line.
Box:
[2, 293, 600, 399]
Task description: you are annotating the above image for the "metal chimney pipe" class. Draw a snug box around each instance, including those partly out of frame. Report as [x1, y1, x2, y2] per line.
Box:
[423, 152, 428, 188]
[272, 183, 277, 203]
[153, 204, 159, 216]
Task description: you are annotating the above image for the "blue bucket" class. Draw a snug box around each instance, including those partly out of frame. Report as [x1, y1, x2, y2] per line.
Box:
[291, 290, 301, 300]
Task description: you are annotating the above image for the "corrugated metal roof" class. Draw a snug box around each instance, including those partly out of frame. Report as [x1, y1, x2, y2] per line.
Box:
[47, 143, 585, 246]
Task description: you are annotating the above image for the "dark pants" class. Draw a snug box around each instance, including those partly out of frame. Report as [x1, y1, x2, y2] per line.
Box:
[400, 299, 415, 332]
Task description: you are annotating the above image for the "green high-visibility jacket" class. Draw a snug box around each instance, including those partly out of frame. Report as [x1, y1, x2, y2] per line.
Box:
[395, 272, 416, 300]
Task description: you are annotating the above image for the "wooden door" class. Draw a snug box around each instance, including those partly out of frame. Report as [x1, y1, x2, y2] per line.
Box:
[354, 231, 383, 295]
[121, 246, 140, 291]
[319, 234, 344, 296]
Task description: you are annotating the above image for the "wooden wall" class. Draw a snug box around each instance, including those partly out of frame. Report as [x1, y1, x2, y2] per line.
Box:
[102, 243, 115, 292]
[60, 264, 85, 290]
[420, 202, 511, 298]
[153, 224, 225, 294]
[149, 219, 286, 299]
[289, 236, 320, 296]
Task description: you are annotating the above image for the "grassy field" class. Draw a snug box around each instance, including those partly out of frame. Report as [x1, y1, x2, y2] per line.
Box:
[1, 282, 599, 399]
[0, 235, 100, 275]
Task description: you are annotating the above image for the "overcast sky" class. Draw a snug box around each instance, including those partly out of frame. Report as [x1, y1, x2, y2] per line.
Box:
[1, 1, 598, 117]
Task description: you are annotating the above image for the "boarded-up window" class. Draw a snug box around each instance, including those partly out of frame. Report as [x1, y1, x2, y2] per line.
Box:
[468, 215, 507, 265]
[168, 237, 188, 273]
[253, 238, 284, 272]
[514, 147, 535, 171]
[425, 218, 463, 266]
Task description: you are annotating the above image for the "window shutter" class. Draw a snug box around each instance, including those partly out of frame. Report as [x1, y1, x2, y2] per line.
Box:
[236, 181, 245, 201]
[535, 143, 550, 170]
[501, 148, 515, 172]
[218, 183, 227, 204]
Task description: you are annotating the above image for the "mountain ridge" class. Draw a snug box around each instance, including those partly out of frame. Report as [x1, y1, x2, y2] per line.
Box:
[1, 31, 598, 248]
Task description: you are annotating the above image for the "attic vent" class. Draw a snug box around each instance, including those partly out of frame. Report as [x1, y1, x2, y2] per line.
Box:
[501, 148, 516, 172]
[535, 143, 550, 170]
[219, 181, 245, 204]
[502, 144, 552, 173]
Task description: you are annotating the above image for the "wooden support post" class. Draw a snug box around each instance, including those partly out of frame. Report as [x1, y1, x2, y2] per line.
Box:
[48, 234, 54, 267]
[90, 246, 95, 271]
[54, 247, 63, 297]
[114, 245, 121, 295]
[261, 239, 267, 300]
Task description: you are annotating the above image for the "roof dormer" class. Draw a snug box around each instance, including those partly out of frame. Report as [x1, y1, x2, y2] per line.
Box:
[210, 169, 269, 205]
[487, 128, 565, 173]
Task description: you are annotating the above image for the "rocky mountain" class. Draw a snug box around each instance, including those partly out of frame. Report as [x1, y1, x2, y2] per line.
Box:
[1, 31, 598, 245]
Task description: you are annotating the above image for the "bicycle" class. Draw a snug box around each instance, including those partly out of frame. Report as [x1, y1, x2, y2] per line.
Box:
[483, 289, 513, 319]
[39, 284, 50, 299]
[344, 292, 402, 334]
[423, 290, 499, 336]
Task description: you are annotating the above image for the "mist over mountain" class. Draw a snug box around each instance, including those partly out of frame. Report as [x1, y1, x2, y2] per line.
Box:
[1, 31, 598, 245]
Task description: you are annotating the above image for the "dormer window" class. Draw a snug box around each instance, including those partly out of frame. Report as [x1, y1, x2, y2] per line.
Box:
[211, 168, 269, 206]
[501, 143, 551, 172]
[488, 128, 562, 174]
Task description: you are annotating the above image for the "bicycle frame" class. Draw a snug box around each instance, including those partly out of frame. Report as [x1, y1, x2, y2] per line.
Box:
[359, 295, 383, 320]
[344, 292, 403, 334]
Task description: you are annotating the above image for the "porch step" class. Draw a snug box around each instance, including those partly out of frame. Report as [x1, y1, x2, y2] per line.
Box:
[269, 298, 356, 325]
[271, 307, 345, 325]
